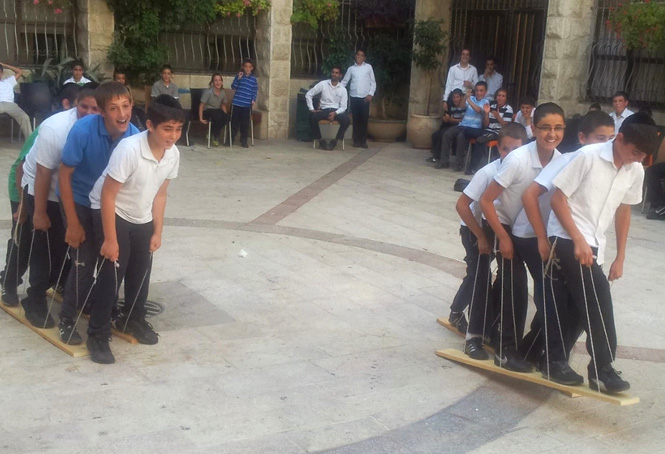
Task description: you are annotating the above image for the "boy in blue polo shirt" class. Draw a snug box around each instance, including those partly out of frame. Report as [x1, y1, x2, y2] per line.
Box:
[58, 82, 139, 349]
[86, 95, 184, 364]
[229, 58, 258, 148]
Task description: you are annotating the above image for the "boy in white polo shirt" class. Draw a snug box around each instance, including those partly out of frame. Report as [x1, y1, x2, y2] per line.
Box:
[516, 110, 615, 385]
[87, 94, 184, 364]
[545, 112, 658, 393]
[452, 123, 527, 359]
[479, 103, 564, 373]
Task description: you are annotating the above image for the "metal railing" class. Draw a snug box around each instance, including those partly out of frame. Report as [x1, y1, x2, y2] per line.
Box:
[290, 0, 415, 78]
[161, 15, 257, 74]
[0, 0, 77, 67]
[449, 0, 548, 107]
[586, 0, 665, 108]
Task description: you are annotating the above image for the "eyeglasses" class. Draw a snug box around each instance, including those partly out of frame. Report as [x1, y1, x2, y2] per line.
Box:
[534, 125, 566, 132]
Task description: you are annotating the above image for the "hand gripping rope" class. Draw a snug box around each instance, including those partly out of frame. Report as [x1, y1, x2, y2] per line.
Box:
[120, 251, 153, 334]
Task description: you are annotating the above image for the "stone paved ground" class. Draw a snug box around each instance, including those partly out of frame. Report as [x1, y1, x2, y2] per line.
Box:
[1, 138, 664, 453]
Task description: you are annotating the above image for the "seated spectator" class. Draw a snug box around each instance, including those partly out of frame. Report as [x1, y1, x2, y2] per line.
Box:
[63, 60, 92, 86]
[305, 66, 350, 151]
[514, 97, 535, 141]
[114, 68, 147, 131]
[609, 90, 633, 130]
[151, 64, 179, 99]
[428, 89, 465, 164]
[199, 73, 229, 146]
[588, 102, 601, 112]
[443, 48, 478, 112]
[437, 81, 489, 171]
[478, 57, 503, 102]
[466, 88, 513, 172]
[559, 110, 615, 154]
[0, 61, 32, 140]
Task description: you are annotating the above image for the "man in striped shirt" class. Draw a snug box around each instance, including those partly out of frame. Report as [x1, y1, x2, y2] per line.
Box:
[230, 58, 259, 148]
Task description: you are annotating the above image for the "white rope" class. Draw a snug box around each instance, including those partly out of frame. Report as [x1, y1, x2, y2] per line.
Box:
[464, 232, 483, 346]
[499, 255, 505, 367]
[510, 259, 518, 349]
[24, 229, 36, 294]
[579, 263, 601, 394]
[43, 246, 70, 329]
[541, 261, 550, 380]
[480, 235, 495, 343]
[121, 251, 153, 333]
[67, 257, 105, 345]
[588, 266, 615, 363]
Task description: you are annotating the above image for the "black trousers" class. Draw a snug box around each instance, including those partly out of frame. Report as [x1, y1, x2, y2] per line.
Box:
[92, 214, 154, 336]
[493, 226, 530, 351]
[646, 162, 665, 208]
[431, 123, 458, 160]
[1, 200, 31, 292]
[309, 109, 350, 141]
[350, 97, 370, 145]
[546, 237, 616, 368]
[203, 109, 230, 139]
[23, 190, 69, 305]
[460, 127, 486, 170]
[440, 126, 463, 165]
[231, 105, 251, 145]
[59, 203, 104, 323]
[456, 222, 499, 337]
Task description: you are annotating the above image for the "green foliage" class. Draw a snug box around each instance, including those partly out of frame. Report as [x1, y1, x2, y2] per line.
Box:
[216, 0, 271, 17]
[411, 19, 447, 115]
[105, 0, 218, 84]
[291, 0, 340, 30]
[321, 31, 354, 76]
[368, 33, 412, 119]
[609, 1, 665, 51]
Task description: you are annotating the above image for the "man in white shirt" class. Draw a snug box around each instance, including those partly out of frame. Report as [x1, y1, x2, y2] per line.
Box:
[478, 57, 503, 102]
[62, 60, 92, 86]
[19, 86, 99, 331]
[443, 49, 478, 112]
[609, 91, 634, 131]
[545, 112, 658, 394]
[0, 62, 33, 140]
[341, 49, 376, 149]
[306, 66, 349, 151]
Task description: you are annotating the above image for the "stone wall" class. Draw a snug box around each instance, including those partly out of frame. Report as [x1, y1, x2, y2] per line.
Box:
[76, 0, 115, 76]
[538, 0, 596, 116]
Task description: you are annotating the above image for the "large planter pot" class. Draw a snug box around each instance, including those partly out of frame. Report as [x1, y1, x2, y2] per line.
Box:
[407, 114, 440, 149]
[367, 118, 407, 142]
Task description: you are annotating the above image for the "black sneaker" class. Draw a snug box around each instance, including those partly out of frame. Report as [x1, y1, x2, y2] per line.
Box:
[241, 142, 249, 148]
[541, 361, 584, 385]
[115, 314, 159, 345]
[448, 311, 468, 334]
[87, 334, 115, 364]
[494, 348, 533, 373]
[465, 337, 489, 360]
[589, 364, 630, 394]
[425, 157, 439, 163]
[1, 288, 19, 307]
[21, 298, 55, 329]
[327, 139, 338, 150]
[59, 319, 83, 345]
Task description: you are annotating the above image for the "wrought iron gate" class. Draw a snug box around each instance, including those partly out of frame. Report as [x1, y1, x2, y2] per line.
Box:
[449, 0, 548, 107]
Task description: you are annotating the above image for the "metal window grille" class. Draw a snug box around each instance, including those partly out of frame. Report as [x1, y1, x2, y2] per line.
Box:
[290, 0, 416, 78]
[0, 0, 77, 67]
[586, 0, 665, 108]
[450, 0, 548, 107]
[161, 15, 257, 74]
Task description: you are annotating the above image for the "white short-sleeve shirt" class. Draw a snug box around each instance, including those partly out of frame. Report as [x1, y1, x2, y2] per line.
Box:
[610, 108, 634, 132]
[22, 108, 79, 202]
[461, 159, 501, 227]
[0, 76, 17, 103]
[512, 151, 580, 239]
[492, 141, 560, 228]
[547, 141, 643, 257]
[89, 131, 179, 224]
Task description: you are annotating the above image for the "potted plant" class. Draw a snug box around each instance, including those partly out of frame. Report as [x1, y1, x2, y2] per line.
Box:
[406, 18, 447, 149]
[608, 1, 665, 51]
[216, 0, 271, 18]
[366, 33, 411, 142]
[291, 0, 340, 29]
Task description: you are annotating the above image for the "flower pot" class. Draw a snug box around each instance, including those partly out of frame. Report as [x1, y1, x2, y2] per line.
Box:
[406, 114, 440, 149]
[367, 118, 407, 142]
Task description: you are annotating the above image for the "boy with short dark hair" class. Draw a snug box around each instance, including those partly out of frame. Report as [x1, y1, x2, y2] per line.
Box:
[58, 82, 139, 346]
[451, 123, 528, 359]
[429, 89, 465, 165]
[151, 64, 179, 99]
[609, 90, 633, 131]
[514, 97, 535, 141]
[480, 103, 565, 373]
[63, 60, 91, 86]
[85, 94, 184, 364]
[545, 112, 658, 393]
[230, 58, 258, 148]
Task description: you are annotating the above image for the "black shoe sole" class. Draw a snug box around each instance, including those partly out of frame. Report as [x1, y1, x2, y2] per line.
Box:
[589, 378, 630, 394]
[1, 296, 19, 307]
[541, 373, 584, 386]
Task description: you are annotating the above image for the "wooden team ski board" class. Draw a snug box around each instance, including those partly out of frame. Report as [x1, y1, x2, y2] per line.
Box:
[46, 288, 139, 344]
[435, 348, 639, 406]
[0, 302, 89, 357]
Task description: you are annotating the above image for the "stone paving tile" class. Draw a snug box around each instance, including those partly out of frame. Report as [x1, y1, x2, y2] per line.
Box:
[288, 417, 391, 453]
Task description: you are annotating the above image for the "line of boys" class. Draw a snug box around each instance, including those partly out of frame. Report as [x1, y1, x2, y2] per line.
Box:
[1, 81, 185, 365]
[448, 101, 658, 394]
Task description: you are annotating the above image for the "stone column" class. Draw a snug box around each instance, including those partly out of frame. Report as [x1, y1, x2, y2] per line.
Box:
[407, 0, 453, 118]
[255, 0, 293, 139]
[538, 0, 596, 116]
[76, 0, 115, 77]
